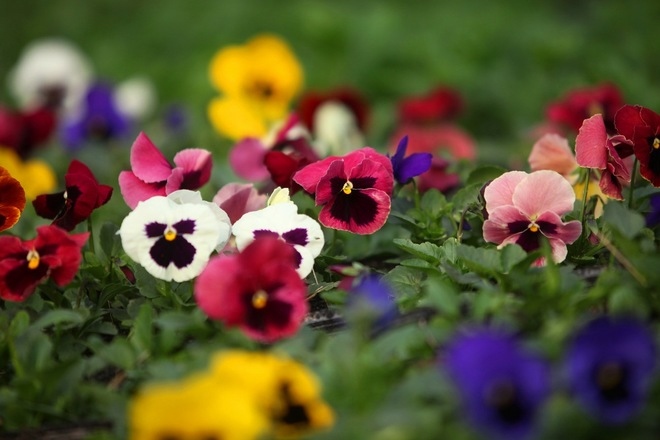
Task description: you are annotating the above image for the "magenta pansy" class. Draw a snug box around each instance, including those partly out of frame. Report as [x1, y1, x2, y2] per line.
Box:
[482, 170, 582, 265]
[118, 132, 212, 209]
[293, 147, 394, 235]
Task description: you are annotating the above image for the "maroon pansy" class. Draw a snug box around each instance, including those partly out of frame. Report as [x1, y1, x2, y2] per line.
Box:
[33, 159, 113, 231]
[0, 225, 88, 302]
[265, 137, 319, 194]
[615, 105, 660, 187]
[194, 237, 308, 343]
[0, 105, 57, 158]
[546, 83, 624, 134]
[397, 86, 463, 124]
[293, 147, 394, 235]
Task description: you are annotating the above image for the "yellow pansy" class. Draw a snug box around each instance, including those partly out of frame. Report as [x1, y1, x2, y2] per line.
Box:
[128, 372, 269, 440]
[0, 147, 56, 202]
[208, 34, 304, 140]
[574, 177, 606, 218]
[209, 350, 335, 438]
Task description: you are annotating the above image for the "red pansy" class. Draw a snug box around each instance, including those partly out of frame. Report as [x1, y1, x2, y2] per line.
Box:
[0, 167, 26, 232]
[615, 105, 660, 187]
[0, 225, 88, 302]
[33, 160, 113, 231]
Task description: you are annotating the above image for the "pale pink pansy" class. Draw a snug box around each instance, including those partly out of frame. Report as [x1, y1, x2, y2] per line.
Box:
[483, 170, 582, 265]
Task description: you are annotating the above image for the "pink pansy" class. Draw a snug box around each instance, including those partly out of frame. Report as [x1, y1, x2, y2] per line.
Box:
[293, 147, 394, 235]
[528, 133, 578, 183]
[212, 182, 267, 224]
[575, 114, 633, 200]
[483, 170, 582, 265]
[118, 132, 212, 209]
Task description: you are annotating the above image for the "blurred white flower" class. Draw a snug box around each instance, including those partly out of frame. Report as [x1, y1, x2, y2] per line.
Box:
[7, 38, 93, 114]
[115, 76, 157, 120]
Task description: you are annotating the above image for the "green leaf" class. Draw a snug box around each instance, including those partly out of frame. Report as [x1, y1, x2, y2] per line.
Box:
[602, 201, 645, 239]
[421, 276, 460, 317]
[450, 182, 483, 212]
[499, 244, 527, 273]
[384, 266, 425, 301]
[393, 238, 444, 264]
[30, 309, 86, 331]
[420, 189, 448, 215]
[97, 338, 136, 370]
[129, 303, 154, 355]
[442, 238, 458, 265]
[456, 243, 502, 276]
[99, 221, 120, 258]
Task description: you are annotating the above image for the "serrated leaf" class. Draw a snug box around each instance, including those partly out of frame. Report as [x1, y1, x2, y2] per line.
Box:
[420, 189, 448, 215]
[450, 182, 483, 212]
[384, 265, 425, 300]
[97, 338, 136, 370]
[393, 238, 444, 264]
[500, 244, 527, 273]
[422, 276, 460, 317]
[129, 303, 153, 355]
[442, 238, 458, 264]
[456, 243, 501, 276]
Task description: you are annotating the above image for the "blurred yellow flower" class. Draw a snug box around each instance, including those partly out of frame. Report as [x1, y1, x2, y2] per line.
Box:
[128, 372, 270, 440]
[0, 147, 56, 202]
[209, 350, 335, 438]
[208, 34, 304, 140]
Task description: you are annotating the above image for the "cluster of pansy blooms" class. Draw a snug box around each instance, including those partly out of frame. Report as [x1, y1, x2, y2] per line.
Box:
[6, 32, 660, 440]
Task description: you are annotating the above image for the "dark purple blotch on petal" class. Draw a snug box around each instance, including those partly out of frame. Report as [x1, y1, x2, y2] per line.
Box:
[173, 219, 196, 234]
[149, 235, 196, 269]
[329, 191, 379, 227]
[282, 228, 308, 246]
[253, 229, 279, 240]
[145, 222, 167, 238]
[242, 283, 294, 332]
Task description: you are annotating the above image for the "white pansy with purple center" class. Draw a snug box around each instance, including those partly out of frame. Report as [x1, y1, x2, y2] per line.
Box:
[232, 201, 324, 278]
[119, 195, 226, 282]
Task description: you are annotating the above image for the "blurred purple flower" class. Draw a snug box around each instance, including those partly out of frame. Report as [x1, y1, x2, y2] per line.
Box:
[61, 82, 130, 150]
[348, 274, 398, 324]
[565, 315, 657, 424]
[444, 328, 550, 440]
[389, 135, 432, 185]
[646, 193, 660, 227]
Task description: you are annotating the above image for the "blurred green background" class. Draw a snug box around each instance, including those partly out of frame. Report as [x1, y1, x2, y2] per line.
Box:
[1, 0, 659, 162]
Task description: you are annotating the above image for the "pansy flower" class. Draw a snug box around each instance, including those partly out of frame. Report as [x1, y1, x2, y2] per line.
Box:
[212, 182, 267, 224]
[614, 105, 660, 187]
[0, 105, 57, 158]
[565, 316, 657, 424]
[645, 193, 660, 227]
[293, 147, 394, 234]
[209, 350, 335, 437]
[119, 195, 228, 282]
[194, 237, 308, 343]
[575, 114, 633, 200]
[61, 82, 131, 150]
[0, 225, 88, 302]
[483, 170, 582, 265]
[32, 159, 113, 231]
[389, 135, 433, 185]
[443, 328, 550, 440]
[528, 133, 579, 183]
[297, 87, 369, 155]
[0, 166, 26, 232]
[546, 82, 624, 134]
[7, 38, 93, 114]
[129, 371, 270, 440]
[118, 132, 212, 209]
[0, 147, 56, 201]
[207, 34, 303, 140]
[232, 196, 324, 278]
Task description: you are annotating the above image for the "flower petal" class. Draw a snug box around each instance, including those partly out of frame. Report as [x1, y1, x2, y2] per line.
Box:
[484, 170, 528, 212]
[207, 97, 268, 141]
[512, 170, 576, 218]
[482, 205, 528, 245]
[172, 148, 213, 188]
[228, 138, 270, 181]
[319, 188, 391, 235]
[213, 183, 267, 224]
[129, 132, 172, 183]
[575, 114, 608, 169]
[528, 133, 578, 179]
[118, 171, 166, 209]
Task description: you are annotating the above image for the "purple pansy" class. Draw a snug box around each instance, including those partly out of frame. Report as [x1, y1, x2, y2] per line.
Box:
[443, 328, 550, 440]
[389, 135, 433, 185]
[61, 82, 130, 150]
[565, 315, 657, 424]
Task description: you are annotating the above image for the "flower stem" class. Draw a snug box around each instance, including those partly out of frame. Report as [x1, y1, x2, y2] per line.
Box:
[87, 217, 96, 255]
[628, 157, 639, 209]
[579, 168, 591, 238]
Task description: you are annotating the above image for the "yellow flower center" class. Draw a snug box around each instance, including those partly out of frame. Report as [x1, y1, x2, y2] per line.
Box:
[342, 181, 353, 195]
[164, 228, 177, 241]
[252, 290, 268, 309]
[653, 138, 660, 149]
[27, 249, 40, 269]
[529, 223, 539, 233]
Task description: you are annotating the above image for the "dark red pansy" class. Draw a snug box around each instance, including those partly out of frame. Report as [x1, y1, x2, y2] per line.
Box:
[0, 225, 88, 302]
[546, 83, 624, 134]
[33, 159, 113, 231]
[615, 105, 660, 187]
[397, 86, 463, 124]
[194, 237, 308, 343]
[0, 105, 57, 158]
